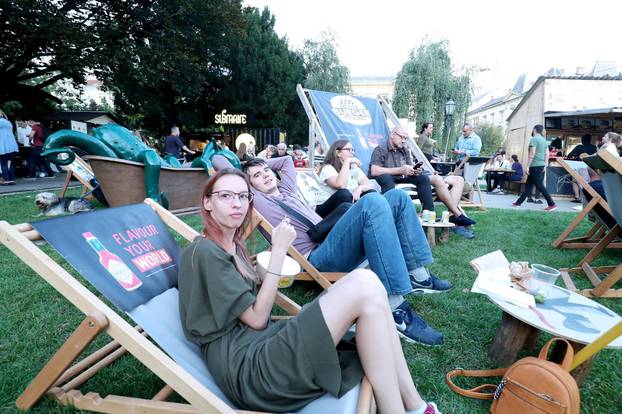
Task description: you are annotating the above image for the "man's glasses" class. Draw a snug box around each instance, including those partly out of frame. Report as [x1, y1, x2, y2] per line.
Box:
[339, 147, 355, 153]
[210, 191, 253, 204]
[394, 132, 408, 140]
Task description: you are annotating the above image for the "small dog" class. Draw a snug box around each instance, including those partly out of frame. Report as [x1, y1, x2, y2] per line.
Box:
[35, 192, 94, 217]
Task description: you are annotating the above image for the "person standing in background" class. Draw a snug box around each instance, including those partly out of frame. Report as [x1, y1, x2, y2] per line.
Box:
[16, 119, 31, 147]
[27, 120, 55, 178]
[513, 124, 557, 211]
[164, 126, 195, 162]
[0, 110, 19, 185]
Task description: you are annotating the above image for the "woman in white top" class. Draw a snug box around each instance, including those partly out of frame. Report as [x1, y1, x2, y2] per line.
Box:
[316, 140, 376, 217]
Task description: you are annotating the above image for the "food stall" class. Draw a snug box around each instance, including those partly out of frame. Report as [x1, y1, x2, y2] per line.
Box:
[543, 108, 622, 197]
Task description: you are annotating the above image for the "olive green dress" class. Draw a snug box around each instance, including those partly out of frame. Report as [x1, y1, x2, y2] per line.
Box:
[178, 238, 364, 412]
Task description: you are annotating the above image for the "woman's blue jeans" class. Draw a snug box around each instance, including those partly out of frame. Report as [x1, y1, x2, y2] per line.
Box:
[308, 189, 432, 295]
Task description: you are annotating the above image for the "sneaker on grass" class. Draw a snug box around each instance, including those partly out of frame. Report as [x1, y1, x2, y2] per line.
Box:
[392, 301, 443, 346]
[544, 204, 558, 212]
[410, 272, 452, 293]
[451, 225, 475, 239]
[423, 402, 441, 414]
[449, 214, 476, 227]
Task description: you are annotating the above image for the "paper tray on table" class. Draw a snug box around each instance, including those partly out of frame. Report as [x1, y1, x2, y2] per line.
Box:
[470, 250, 535, 309]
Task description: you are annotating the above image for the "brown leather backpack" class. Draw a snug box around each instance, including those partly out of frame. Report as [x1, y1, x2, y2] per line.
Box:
[446, 338, 580, 413]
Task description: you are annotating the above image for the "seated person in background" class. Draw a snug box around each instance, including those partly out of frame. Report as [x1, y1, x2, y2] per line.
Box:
[451, 123, 481, 160]
[257, 144, 277, 159]
[213, 154, 451, 346]
[601, 131, 622, 156]
[370, 126, 475, 234]
[582, 167, 616, 229]
[316, 139, 377, 217]
[291, 144, 308, 168]
[508, 154, 524, 182]
[548, 137, 563, 159]
[236, 142, 254, 163]
[486, 151, 510, 193]
[273, 142, 289, 158]
[566, 134, 596, 160]
[179, 169, 441, 414]
[566, 134, 597, 202]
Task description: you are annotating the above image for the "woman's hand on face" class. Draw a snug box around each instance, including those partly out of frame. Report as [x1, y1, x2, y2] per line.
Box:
[271, 218, 296, 253]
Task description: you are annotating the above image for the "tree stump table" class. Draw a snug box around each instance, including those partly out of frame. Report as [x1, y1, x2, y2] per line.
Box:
[487, 285, 622, 385]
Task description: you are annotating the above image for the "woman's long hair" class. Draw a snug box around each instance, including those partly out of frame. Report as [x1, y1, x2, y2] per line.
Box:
[321, 139, 351, 172]
[200, 168, 256, 280]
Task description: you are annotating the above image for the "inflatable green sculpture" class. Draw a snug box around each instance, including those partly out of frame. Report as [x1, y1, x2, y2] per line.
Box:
[42, 124, 241, 207]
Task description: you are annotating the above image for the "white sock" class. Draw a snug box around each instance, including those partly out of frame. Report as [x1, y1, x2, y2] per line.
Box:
[388, 294, 404, 310]
[410, 266, 430, 282]
[407, 402, 429, 414]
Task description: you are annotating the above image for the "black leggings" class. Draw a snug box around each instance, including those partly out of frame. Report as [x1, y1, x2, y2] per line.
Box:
[315, 189, 352, 218]
[374, 173, 434, 211]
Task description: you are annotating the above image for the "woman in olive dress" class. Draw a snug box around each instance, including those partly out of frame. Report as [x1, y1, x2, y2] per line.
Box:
[178, 168, 440, 414]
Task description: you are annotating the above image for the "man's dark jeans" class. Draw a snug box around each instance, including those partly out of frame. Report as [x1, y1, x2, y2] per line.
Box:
[516, 166, 554, 206]
[28, 146, 54, 177]
[374, 173, 434, 211]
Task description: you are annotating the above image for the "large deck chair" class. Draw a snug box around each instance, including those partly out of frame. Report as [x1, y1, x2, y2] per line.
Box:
[0, 200, 374, 414]
[560, 149, 622, 298]
[552, 157, 622, 250]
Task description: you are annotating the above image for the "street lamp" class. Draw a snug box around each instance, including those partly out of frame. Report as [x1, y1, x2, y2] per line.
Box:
[442, 98, 455, 161]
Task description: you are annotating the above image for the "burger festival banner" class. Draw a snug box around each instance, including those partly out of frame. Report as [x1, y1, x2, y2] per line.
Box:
[307, 89, 390, 175]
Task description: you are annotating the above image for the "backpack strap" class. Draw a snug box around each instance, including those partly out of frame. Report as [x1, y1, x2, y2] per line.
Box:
[445, 368, 508, 400]
[538, 337, 574, 371]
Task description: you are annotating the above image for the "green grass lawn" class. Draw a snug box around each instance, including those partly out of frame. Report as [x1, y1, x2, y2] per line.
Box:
[0, 191, 621, 413]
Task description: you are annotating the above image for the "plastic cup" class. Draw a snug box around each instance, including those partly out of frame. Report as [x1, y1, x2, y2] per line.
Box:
[255, 251, 301, 288]
[528, 264, 561, 297]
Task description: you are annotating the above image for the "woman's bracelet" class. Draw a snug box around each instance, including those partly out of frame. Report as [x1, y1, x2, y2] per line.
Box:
[266, 270, 282, 277]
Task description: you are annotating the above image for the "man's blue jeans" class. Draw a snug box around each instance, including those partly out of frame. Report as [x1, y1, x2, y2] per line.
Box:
[308, 189, 433, 295]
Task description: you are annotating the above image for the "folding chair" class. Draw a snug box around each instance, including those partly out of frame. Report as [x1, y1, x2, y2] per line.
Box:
[560, 149, 622, 298]
[552, 157, 622, 250]
[0, 199, 374, 414]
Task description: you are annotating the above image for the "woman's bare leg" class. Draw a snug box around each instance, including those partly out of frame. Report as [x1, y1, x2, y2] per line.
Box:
[319, 269, 425, 413]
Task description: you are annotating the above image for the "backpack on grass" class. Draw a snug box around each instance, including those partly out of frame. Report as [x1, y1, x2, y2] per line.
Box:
[446, 337, 580, 413]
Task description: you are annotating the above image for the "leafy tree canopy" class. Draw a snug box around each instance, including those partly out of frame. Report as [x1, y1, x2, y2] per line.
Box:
[215, 7, 307, 144]
[300, 31, 350, 94]
[0, 0, 114, 114]
[393, 39, 471, 154]
[475, 122, 504, 156]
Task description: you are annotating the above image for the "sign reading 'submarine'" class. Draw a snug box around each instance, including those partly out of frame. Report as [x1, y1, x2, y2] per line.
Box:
[215, 110, 247, 125]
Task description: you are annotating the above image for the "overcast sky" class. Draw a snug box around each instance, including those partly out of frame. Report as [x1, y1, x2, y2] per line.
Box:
[244, 0, 622, 92]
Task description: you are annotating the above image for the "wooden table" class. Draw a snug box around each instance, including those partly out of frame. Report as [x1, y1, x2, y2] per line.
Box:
[484, 168, 515, 173]
[418, 218, 455, 247]
[488, 285, 622, 385]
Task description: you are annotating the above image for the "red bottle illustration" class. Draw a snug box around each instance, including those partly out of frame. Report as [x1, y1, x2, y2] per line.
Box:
[82, 232, 143, 291]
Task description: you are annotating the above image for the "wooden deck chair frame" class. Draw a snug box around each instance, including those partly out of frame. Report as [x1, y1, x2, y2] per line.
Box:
[0, 199, 374, 414]
[58, 153, 98, 199]
[454, 156, 487, 211]
[552, 157, 622, 250]
[247, 208, 344, 289]
[560, 150, 622, 298]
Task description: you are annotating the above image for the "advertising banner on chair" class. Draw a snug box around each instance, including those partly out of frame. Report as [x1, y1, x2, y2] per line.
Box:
[308, 90, 390, 174]
[33, 203, 181, 312]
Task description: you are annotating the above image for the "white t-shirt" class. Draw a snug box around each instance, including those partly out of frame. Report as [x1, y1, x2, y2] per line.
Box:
[317, 164, 365, 204]
[17, 125, 31, 146]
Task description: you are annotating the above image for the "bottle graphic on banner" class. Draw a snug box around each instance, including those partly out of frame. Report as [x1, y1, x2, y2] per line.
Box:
[82, 232, 143, 291]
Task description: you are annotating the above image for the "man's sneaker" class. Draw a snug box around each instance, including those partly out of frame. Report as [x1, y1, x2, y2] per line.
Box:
[392, 301, 443, 346]
[410, 272, 452, 293]
[526, 197, 535, 203]
[424, 402, 441, 414]
[534, 199, 543, 204]
[512, 201, 521, 207]
[451, 225, 475, 239]
[544, 204, 558, 212]
[449, 214, 476, 227]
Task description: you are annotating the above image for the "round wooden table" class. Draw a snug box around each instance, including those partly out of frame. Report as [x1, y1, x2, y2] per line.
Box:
[488, 285, 622, 384]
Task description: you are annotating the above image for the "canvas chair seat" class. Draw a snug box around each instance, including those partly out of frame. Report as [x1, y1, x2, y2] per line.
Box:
[0, 200, 373, 413]
[130, 287, 362, 413]
[560, 150, 622, 298]
[455, 156, 489, 211]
